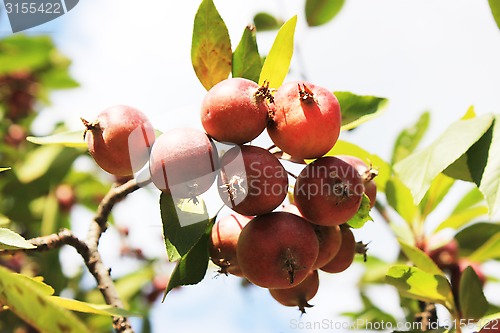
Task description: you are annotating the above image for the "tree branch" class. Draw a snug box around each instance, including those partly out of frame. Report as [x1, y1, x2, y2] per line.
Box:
[85, 178, 139, 333]
[0, 178, 141, 333]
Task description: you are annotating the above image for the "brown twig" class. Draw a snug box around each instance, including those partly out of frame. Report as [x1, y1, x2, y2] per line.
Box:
[0, 178, 141, 333]
[84, 178, 139, 333]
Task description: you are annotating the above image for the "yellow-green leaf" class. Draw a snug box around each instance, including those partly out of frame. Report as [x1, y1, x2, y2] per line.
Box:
[191, 0, 232, 90]
[0, 266, 89, 333]
[489, 0, 500, 29]
[386, 265, 455, 312]
[258, 15, 297, 88]
[232, 25, 262, 83]
[26, 130, 86, 148]
[337, 91, 388, 131]
[305, 0, 345, 27]
[50, 297, 139, 317]
[0, 167, 11, 173]
[0, 228, 36, 250]
[398, 240, 444, 276]
[394, 114, 494, 205]
[347, 194, 372, 229]
[253, 12, 283, 31]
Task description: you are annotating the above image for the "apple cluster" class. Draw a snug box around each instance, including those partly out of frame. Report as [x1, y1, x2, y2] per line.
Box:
[81, 77, 378, 313]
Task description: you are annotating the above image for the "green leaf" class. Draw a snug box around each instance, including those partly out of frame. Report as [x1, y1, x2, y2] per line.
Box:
[468, 232, 500, 262]
[394, 114, 494, 205]
[358, 255, 393, 285]
[0, 215, 10, 226]
[455, 223, 500, 257]
[0, 266, 89, 333]
[476, 116, 500, 217]
[39, 65, 79, 89]
[232, 25, 262, 83]
[0, 167, 11, 173]
[258, 15, 297, 88]
[398, 240, 444, 276]
[27, 130, 86, 148]
[0, 35, 53, 74]
[324, 140, 390, 192]
[160, 193, 210, 262]
[15, 146, 81, 183]
[305, 0, 345, 27]
[347, 195, 372, 228]
[435, 206, 488, 233]
[459, 266, 489, 320]
[50, 297, 139, 317]
[386, 265, 455, 311]
[452, 187, 486, 214]
[385, 176, 418, 225]
[336, 91, 388, 131]
[419, 173, 455, 219]
[253, 12, 283, 31]
[392, 112, 430, 165]
[163, 220, 214, 299]
[191, 0, 232, 90]
[0, 228, 36, 250]
[489, 0, 500, 29]
[435, 186, 488, 233]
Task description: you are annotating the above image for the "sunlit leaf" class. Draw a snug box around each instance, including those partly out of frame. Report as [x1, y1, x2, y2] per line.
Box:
[435, 187, 488, 232]
[0, 266, 89, 333]
[386, 265, 455, 311]
[468, 233, 500, 262]
[0, 215, 10, 226]
[435, 206, 488, 233]
[358, 255, 392, 285]
[398, 240, 444, 276]
[324, 140, 390, 192]
[347, 195, 372, 228]
[26, 130, 86, 148]
[305, 0, 345, 27]
[336, 91, 388, 131]
[163, 220, 214, 299]
[452, 187, 485, 214]
[385, 176, 418, 225]
[0, 167, 11, 173]
[392, 112, 430, 165]
[50, 297, 139, 317]
[253, 12, 283, 31]
[232, 25, 262, 83]
[489, 0, 500, 29]
[394, 114, 494, 205]
[459, 266, 488, 320]
[191, 0, 232, 90]
[476, 116, 500, 217]
[0, 228, 36, 250]
[419, 173, 455, 219]
[160, 193, 210, 262]
[258, 16, 297, 88]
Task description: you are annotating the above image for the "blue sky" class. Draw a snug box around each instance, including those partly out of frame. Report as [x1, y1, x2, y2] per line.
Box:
[2, 1, 500, 332]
